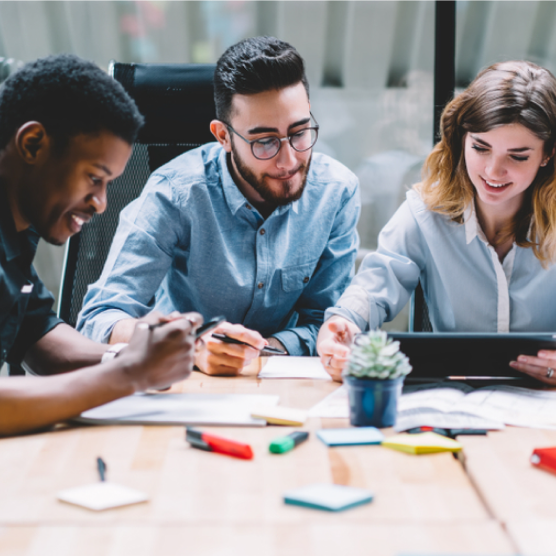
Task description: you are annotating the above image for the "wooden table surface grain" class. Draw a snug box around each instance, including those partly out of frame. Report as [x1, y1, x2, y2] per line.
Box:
[0, 361, 527, 555]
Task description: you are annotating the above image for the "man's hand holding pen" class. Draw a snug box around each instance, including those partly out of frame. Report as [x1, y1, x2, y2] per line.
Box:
[195, 322, 285, 376]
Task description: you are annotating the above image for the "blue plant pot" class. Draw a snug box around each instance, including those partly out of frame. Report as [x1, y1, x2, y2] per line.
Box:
[344, 375, 404, 428]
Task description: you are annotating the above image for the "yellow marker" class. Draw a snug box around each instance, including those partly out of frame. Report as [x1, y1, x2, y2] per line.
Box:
[250, 406, 307, 426]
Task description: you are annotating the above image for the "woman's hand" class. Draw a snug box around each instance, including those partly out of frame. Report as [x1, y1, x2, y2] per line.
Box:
[317, 316, 361, 382]
[510, 350, 556, 385]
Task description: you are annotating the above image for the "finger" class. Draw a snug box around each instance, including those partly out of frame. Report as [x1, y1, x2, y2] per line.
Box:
[328, 319, 348, 335]
[537, 350, 556, 361]
[130, 321, 151, 345]
[510, 360, 556, 381]
[183, 312, 203, 330]
[320, 339, 350, 360]
[205, 337, 260, 359]
[515, 354, 553, 369]
[205, 353, 244, 376]
[215, 323, 267, 349]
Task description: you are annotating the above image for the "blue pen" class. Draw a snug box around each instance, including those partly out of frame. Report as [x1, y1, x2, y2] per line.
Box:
[97, 456, 107, 482]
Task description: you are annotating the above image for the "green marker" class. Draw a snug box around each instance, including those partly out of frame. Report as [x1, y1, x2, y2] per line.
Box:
[269, 431, 309, 454]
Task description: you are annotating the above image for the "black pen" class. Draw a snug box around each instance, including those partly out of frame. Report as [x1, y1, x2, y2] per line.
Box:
[97, 456, 107, 482]
[212, 333, 287, 355]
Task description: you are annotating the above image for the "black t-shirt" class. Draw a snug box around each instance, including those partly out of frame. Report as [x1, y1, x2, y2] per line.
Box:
[0, 187, 63, 367]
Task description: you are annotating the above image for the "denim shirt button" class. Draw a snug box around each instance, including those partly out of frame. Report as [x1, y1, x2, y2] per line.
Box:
[303, 276, 310, 284]
[257, 282, 264, 289]
[259, 228, 266, 235]
[246, 204, 252, 210]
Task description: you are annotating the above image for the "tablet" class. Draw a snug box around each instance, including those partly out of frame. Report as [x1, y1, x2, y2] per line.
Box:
[387, 332, 556, 380]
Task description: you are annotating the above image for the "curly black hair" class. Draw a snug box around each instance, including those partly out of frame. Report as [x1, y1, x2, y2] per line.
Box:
[0, 54, 144, 151]
[214, 36, 309, 122]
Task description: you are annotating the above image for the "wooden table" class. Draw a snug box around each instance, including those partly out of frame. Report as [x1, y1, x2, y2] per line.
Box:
[0, 362, 519, 555]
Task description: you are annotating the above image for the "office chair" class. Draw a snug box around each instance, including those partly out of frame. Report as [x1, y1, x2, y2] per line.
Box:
[408, 281, 433, 332]
[58, 61, 217, 328]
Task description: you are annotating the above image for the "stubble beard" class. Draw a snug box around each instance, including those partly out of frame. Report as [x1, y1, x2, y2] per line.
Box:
[231, 141, 311, 206]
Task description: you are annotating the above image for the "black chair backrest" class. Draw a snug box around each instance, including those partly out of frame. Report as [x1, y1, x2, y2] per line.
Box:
[58, 62, 217, 327]
[409, 281, 433, 332]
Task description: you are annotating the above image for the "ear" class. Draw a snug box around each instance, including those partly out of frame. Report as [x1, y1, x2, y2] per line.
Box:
[15, 122, 50, 164]
[210, 120, 232, 153]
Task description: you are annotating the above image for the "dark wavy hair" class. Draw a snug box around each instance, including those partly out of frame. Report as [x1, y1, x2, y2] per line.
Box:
[0, 54, 144, 151]
[214, 36, 309, 122]
[420, 60, 556, 264]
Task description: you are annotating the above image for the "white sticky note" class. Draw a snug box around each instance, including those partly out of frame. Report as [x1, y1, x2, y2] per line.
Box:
[57, 482, 148, 511]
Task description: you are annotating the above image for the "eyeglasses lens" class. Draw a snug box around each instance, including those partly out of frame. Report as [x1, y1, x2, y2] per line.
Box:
[252, 129, 318, 160]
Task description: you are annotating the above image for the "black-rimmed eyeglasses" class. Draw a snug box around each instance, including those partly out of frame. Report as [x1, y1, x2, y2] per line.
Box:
[223, 113, 319, 160]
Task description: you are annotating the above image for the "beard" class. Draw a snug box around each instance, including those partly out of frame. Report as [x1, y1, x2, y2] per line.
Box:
[231, 140, 311, 206]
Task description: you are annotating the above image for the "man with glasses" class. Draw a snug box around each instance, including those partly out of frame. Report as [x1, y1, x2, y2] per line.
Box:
[78, 36, 360, 376]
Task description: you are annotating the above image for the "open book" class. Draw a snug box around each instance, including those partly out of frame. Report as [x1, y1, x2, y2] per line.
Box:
[396, 382, 556, 431]
[309, 382, 556, 431]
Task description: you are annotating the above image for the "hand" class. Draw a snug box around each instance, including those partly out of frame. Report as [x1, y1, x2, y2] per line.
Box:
[510, 349, 556, 385]
[195, 322, 266, 376]
[317, 316, 361, 382]
[118, 311, 203, 391]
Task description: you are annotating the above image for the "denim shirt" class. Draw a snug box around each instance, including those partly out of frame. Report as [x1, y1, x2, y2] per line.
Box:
[0, 186, 62, 367]
[77, 142, 360, 355]
[327, 188, 556, 333]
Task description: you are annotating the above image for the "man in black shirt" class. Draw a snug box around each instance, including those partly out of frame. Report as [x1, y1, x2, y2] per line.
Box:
[0, 55, 200, 436]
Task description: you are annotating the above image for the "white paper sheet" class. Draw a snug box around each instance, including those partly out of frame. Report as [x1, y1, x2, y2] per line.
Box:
[78, 393, 279, 427]
[258, 356, 332, 380]
[308, 385, 349, 418]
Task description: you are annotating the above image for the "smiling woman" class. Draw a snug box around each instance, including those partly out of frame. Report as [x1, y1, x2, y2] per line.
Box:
[318, 60, 556, 386]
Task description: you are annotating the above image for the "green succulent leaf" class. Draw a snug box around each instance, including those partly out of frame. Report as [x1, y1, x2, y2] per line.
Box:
[344, 330, 412, 380]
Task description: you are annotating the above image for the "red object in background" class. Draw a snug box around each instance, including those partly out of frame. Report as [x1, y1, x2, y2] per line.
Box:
[531, 447, 556, 475]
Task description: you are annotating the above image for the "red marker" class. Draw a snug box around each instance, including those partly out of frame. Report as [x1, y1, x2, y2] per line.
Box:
[186, 428, 253, 460]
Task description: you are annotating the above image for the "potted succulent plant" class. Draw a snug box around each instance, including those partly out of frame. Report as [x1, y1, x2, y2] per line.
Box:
[344, 330, 412, 427]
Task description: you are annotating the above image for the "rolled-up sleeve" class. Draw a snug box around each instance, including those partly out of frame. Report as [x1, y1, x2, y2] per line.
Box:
[325, 199, 424, 331]
[77, 174, 183, 343]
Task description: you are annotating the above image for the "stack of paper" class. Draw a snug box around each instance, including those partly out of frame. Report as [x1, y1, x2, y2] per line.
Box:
[78, 393, 280, 427]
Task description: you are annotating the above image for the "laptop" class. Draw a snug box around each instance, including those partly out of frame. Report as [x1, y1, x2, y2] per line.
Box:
[387, 332, 556, 381]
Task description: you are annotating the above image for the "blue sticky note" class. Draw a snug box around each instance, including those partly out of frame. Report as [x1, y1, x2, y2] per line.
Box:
[316, 427, 384, 446]
[284, 483, 373, 512]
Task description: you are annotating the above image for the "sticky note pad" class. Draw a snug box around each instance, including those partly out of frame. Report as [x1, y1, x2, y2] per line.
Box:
[317, 427, 384, 446]
[250, 406, 307, 426]
[381, 432, 462, 455]
[57, 482, 148, 511]
[284, 483, 373, 512]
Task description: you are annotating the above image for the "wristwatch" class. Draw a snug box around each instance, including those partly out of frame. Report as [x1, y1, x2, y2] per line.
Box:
[101, 343, 128, 364]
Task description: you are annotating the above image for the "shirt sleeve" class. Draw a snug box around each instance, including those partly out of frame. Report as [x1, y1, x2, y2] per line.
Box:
[76, 173, 183, 343]
[272, 177, 361, 356]
[8, 266, 63, 365]
[325, 197, 425, 331]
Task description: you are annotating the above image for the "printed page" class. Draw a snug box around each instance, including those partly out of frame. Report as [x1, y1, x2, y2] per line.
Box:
[455, 385, 556, 429]
[258, 356, 332, 380]
[395, 382, 504, 431]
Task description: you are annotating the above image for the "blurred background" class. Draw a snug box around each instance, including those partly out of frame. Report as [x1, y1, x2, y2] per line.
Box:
[1, 0, 555, 331]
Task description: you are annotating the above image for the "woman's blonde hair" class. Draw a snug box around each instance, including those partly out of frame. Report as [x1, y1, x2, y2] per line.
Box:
[419, 60, 556, 264]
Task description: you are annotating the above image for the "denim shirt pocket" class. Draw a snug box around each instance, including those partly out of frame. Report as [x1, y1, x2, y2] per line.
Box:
[280, 260, 318, 293]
